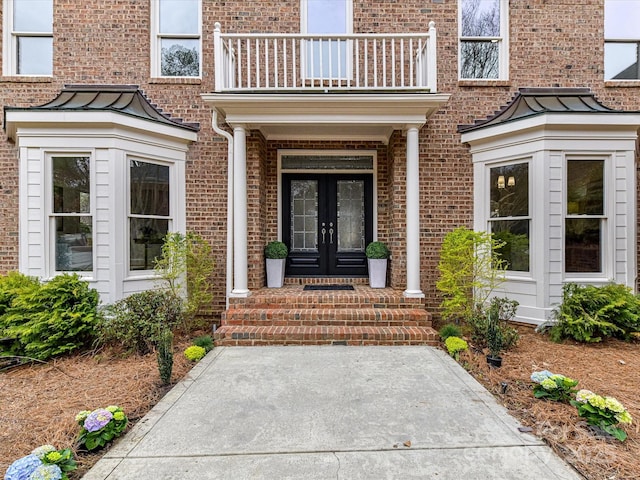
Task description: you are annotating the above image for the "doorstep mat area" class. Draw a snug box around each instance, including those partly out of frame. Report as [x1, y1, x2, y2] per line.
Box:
[303, 284, 355, 291]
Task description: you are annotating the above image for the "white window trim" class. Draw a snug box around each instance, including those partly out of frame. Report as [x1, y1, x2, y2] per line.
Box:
[485, 158, 531, 277]
[45, 150, 96, 280]
[126, 155, 176, 276]
[2, 0, 53, 76]
[150, 0, 203, 78]
[458, 0, 509, 81]
[300, 0, 353, 81]
[563, 155, 612, 281]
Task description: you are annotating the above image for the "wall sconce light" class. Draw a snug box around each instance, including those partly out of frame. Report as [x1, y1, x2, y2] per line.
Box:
[497, 175, 505, 189]
[507, 176, 516, 187]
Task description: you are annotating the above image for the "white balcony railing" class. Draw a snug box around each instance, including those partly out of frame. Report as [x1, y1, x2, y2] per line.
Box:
[214, 22, 438, 93]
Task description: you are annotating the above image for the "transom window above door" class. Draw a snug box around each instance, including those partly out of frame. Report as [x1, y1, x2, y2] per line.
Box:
[301, 0, 353, 79]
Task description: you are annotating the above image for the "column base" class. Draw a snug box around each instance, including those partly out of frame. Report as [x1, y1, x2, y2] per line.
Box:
[229, 289, 252, 298]
[403, 289, 425, 298]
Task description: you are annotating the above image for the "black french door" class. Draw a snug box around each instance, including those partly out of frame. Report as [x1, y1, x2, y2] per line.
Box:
[283, 173, 373, 276]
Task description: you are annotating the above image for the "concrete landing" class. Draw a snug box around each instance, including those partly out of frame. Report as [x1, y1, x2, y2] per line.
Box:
[83, 346, 583, 479]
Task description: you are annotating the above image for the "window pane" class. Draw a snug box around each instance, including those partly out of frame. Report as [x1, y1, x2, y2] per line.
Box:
[290, 180, 318, 252]
[605, 0, 640, 40]
[17, 37, 53, 75]
[55, 216, 92, 272]
[490, 163, 528, 218]
[565, 218, 601, 273]
[14, 0, 52, 32]
[161, 39, 200, 76]
[491, 219, 530, 272]
[461, 0, 500, 37]
[460, 41, 499, 79]
[567, 160, 603, 215]
[604, 43, 640, 80]
[337, 180, 365, 253]
[130, 218, 169, 270]
[159, 0, 198, 34]
[306, 0, 347, 34]
[53, 157, 90, 214]
[130, 161, 170, 216]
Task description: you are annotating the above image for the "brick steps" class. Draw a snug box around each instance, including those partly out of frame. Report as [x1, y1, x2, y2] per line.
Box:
[222, 308, 431, 327]
[214, 325, 439, 346]
[215, 285, 438, 347]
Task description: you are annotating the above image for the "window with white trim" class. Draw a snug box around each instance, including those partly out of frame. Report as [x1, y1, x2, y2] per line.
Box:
[605, 0, 640, 80]
[3, 0, 53, 76]
[51, 155, 93, 273]
[129, 159, 171, 271]
[459, 0, 508, 80]
[151, 0, 201, 77]
[565, 159, 605, 273]
[488, 162, 529, 271]
[301, 0, 352, 79]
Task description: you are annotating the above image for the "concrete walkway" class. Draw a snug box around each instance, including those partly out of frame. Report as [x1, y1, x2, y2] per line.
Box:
[83, 346, 582, 479]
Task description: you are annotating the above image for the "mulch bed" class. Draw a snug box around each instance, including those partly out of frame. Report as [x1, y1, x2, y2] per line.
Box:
[459, 327, 640, 480]
[0, 336, 195, 478]
[1, 328, 639, 479]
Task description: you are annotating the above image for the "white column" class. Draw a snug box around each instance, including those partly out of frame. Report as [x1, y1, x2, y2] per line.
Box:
[231, 125, 250, 296]
[404, 125, 424, 298]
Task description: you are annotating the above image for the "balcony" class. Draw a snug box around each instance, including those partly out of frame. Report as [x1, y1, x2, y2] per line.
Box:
[213, 22, 438, 93]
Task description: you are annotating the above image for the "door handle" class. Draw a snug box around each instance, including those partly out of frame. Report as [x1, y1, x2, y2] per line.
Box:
[321, 227, 326, 244]
[329, 228, 334, 244]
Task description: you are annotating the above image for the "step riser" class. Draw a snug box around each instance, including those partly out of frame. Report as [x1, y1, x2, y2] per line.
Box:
[229, 301, 424, 309]
[222, 310, 431, 327]
[216, 339, 439, 346]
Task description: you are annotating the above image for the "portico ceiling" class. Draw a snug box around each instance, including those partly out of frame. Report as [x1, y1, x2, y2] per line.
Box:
[202, 92, 451, 143]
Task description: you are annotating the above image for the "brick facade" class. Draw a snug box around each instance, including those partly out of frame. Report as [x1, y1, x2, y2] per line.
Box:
[1, 1, 639, 321]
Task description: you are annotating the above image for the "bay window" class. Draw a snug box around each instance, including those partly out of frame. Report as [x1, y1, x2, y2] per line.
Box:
[488, 162, 529, 271]
[565, 159, 604, 273]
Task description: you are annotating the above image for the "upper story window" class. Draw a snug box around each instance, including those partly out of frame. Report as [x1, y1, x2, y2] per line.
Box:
[151, 0, 201, 77]
[565, 159, 605, 273]
[301, 0, 353, 79]
[3, 0, 53, 76]
[605, 0, 640, 80]
[488, 162, 529, 272]
[51, 156, 93, 273]
[459, 0, 508, 80]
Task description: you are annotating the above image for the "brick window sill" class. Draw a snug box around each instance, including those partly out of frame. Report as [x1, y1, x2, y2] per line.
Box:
[149, 77, 202, 85]
[458, 80, 511, 87]
[0, 76, 52, 83]
[604, 80, 640, 88]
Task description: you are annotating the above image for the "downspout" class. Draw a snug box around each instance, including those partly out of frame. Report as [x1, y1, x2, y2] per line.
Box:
[211, 109, 234, 309]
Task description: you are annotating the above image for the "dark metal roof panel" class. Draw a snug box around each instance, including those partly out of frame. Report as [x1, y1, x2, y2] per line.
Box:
[458, 88, 622, 133]
[5, 85, 200, 132]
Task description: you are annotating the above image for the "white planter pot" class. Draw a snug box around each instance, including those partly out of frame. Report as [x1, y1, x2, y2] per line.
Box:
[368, 258, 388, 288]
[266, 258, 286, 288]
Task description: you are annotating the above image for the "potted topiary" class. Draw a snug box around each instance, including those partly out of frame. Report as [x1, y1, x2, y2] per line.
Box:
[265, 241, 288, 288]
[485, 312, 504, 368]
[365, 241, 389, 288]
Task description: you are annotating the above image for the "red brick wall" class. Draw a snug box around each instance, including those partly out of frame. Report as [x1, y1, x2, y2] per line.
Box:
[1, 0, 639, 318]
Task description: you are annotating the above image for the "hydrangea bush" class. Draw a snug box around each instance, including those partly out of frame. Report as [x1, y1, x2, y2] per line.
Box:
[571, 389, 633, 442]
[4, 445, 76, 480]
[530, 370, 579, 403]
[75, 406, 128, 451]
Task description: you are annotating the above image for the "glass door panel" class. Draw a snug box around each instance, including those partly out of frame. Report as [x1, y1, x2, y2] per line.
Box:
[337, 180, 365, 252]
[290, 180, 318, 252]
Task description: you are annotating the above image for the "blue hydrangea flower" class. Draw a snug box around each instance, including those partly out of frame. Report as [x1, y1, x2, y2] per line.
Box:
[83, 408, 113, 432]
[27, 464, 62, 480]
[530, 370, 553, 383]
[4, 454, 43, 480]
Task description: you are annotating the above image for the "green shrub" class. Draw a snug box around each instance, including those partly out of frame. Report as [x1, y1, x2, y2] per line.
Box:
[0, 273, 100, 360]
[98, 290, 184, 354]
[157, 328, 174, 385]
[550, 283, 640, 343]
[445, 336, 468, 360]
[264, 241, 288, 259]
[192, 335, 214, 352]
[154, 232, 215, 332]
[365, 241, 389, 259]
[439, 323, 462, 341]
[436, 226, 506, 323]
[468, 297, 519, 352]
[184, 345, 206, 362]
